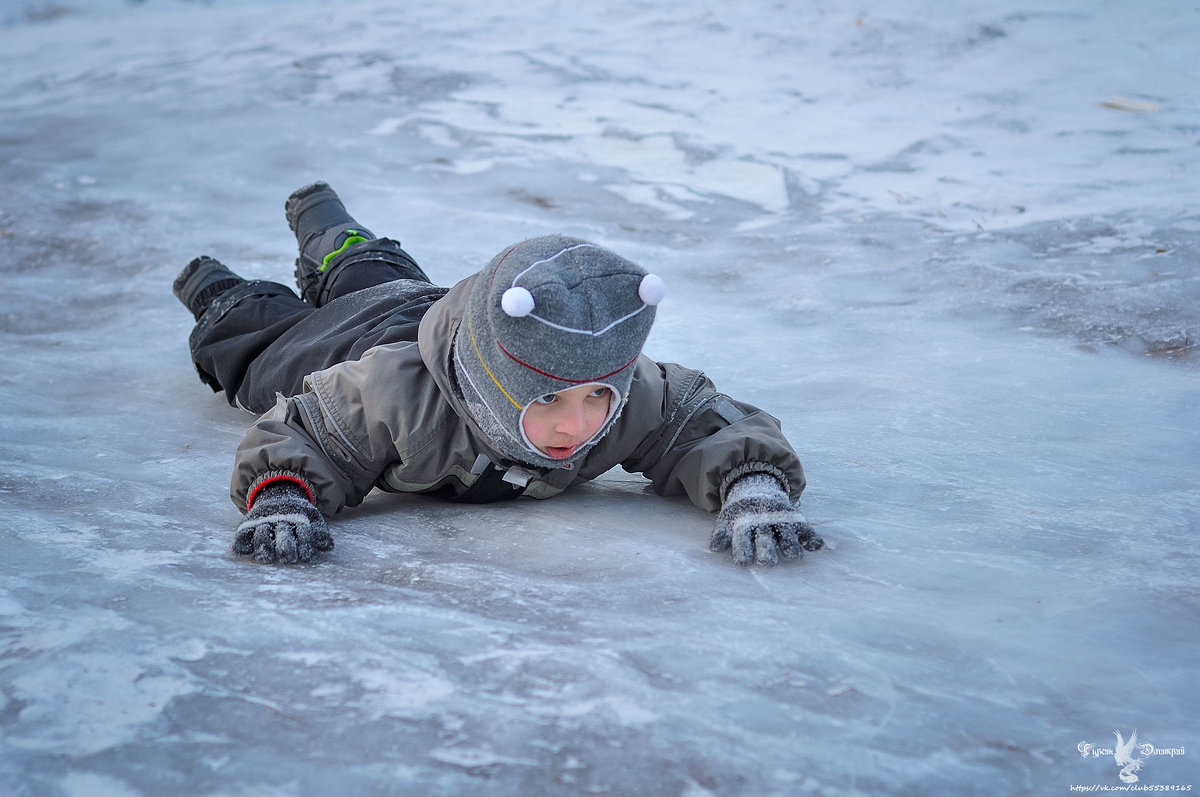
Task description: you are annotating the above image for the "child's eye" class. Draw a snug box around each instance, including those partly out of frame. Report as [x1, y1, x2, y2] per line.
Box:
[588, 387, 611, 399]
[533, 394, 557, 405]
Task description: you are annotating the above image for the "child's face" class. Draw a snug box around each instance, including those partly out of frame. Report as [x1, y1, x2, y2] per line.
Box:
[521, 383, 615, 460]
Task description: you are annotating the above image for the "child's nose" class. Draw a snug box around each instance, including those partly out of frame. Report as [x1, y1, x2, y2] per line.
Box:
[555, 404, 586, 436]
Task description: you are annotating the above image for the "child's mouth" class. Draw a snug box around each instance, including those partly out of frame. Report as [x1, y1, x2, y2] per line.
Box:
[544, 445, 577, 459]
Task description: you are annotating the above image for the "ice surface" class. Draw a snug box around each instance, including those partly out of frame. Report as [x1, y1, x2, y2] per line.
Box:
[1, 0, 1197, 795]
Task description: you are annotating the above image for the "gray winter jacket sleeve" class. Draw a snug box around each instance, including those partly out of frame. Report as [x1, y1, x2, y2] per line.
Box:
[230, 343, 442, 516]
[617, 360, 806, 513]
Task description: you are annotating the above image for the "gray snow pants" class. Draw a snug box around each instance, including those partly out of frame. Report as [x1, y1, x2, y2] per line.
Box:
[188, 256, 446, 414]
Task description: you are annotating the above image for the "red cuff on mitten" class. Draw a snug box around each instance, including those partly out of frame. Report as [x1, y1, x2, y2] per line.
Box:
[246, 471, 316, 510]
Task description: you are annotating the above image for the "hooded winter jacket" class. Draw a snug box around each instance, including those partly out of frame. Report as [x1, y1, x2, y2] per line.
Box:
[231, 274, 805, 517]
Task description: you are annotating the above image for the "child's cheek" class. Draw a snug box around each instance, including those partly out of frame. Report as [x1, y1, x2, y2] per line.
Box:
[521, 410, 547, 445]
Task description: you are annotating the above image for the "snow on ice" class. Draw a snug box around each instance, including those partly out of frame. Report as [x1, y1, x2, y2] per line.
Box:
[0, 0, 1197, 794]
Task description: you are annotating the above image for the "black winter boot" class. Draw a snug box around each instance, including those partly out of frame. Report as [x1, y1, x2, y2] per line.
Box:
[285, 181, 430, 306]
[286, 182, 374, 303]
[173, 256, 246, 320]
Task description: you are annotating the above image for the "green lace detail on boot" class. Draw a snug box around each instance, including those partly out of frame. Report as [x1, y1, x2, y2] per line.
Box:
[320, 230, 369, 271]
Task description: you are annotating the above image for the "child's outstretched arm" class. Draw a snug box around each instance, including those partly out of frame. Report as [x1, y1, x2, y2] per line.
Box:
[228, 345, 429, 563]
[618, 360, 822, 566]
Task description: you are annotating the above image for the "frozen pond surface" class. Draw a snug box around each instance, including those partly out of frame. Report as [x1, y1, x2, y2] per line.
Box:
[1, 1, 1197, 794]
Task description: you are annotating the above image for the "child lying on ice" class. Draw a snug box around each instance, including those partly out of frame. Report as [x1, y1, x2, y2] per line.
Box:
[173, 182, 823, 567]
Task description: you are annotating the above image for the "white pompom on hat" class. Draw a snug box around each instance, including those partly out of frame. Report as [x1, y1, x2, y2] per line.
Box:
[500, 286, 536, 317]
[638, 273, 667, 306]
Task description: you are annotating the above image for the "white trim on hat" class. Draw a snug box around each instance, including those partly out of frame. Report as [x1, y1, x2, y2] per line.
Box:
[507, 242, 658, 337]
[509, 242, 599, 285]
[527, 304, 653, 337]
[516, 382, 623, 461]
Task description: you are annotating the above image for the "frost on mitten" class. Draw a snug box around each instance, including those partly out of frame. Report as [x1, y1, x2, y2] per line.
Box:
[711, 471, 823, 566]
[233, 473, 333, 564]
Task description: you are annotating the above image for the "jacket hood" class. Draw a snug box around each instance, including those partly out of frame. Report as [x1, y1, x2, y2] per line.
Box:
[417, 275, 490, 446]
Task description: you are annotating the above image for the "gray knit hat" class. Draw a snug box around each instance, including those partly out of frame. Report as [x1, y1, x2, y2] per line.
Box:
[452, 234, 665, 469]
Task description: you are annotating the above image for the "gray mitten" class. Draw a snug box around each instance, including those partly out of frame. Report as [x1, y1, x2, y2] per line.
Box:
[234, 475, 333, 564]
[711, 472, 824, 566]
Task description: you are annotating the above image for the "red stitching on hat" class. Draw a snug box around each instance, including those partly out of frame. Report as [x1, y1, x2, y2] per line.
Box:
[487, 244, 520, 291]
[495, 338, 639, 383]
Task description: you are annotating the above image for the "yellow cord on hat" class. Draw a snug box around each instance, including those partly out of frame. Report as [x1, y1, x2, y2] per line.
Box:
[467, 312, 524, 410]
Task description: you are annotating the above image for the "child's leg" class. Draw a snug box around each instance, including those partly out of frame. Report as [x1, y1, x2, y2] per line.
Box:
[185, 278, 316, 409]
[234, 280, 448, 412]
[286, 182, 431, 307]
[189, 276, 448, 413]
[179, 183, 440, 412]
